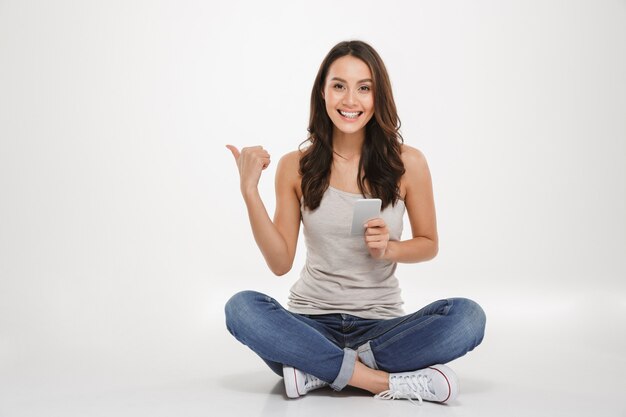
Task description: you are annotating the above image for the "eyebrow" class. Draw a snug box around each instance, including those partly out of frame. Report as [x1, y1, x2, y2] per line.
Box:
[329, 77, 373, 83]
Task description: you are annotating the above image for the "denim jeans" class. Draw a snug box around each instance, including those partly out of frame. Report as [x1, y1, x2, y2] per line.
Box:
[225, 290, 486, 391]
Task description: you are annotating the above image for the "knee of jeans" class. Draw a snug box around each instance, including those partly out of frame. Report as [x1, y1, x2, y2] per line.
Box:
[453, 298, 487, 347]
[224, 290, 262, 333]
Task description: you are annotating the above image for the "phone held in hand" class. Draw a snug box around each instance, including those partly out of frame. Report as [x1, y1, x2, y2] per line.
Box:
[350, 198, 382, 236]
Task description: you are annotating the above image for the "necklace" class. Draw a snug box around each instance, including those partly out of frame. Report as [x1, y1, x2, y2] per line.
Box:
[333, 150, 359, 161]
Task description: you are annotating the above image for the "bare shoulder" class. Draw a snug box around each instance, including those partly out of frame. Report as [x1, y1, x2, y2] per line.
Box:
[399, 144, 431, 197]
[276, 149, 304, 199]
[400, 143, 428, 166]
[279, 149, 304, 165]
[277, 149, 304, 178]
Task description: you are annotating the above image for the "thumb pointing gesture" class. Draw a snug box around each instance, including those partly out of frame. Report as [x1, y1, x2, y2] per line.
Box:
[226, 144, 241, 161]
[225, 144, 271, 193]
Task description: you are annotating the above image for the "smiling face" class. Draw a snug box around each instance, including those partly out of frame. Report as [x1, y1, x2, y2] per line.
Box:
[322, 55, 375, 136]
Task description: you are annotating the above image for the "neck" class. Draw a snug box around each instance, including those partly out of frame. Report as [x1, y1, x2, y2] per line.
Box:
[332, 127, 364, 161]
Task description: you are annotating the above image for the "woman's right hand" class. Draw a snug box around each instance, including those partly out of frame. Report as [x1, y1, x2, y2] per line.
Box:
[225, 144, 271, 194]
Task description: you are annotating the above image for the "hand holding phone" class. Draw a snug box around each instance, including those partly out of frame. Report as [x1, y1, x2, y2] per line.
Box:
[350, 198, 382, 236]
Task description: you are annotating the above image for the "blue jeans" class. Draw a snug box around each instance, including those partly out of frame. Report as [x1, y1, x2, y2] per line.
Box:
[225, 290, 486, 391]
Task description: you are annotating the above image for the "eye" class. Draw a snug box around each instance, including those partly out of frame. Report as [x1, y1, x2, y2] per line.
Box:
[333, 83, 345, 90]
[359, 85, 371, 92]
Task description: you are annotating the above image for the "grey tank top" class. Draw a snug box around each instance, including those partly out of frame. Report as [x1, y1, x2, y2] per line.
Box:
[287, 186, 406, 319]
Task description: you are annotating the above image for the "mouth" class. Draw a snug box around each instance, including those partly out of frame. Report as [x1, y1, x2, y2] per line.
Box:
[337, 110, 363, 120]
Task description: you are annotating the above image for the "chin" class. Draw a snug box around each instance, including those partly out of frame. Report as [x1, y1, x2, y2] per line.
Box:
[338, 126, 364, 135]
[331, 119, 366, 134]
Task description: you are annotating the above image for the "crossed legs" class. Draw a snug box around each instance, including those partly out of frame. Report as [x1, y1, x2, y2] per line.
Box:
[225, 290, 486, 394]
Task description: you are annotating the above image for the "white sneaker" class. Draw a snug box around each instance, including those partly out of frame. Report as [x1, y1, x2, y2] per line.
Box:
[374, 364, 459, 404]
[283, 365, 329, 398]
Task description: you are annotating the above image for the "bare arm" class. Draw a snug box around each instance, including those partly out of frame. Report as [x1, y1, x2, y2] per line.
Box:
[226, 145, 301, 275]
[364, 145, 438, 263]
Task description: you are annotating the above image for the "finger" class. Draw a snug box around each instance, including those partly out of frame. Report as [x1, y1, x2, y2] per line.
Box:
[366, 233, 389, 242]
[241, 147, 269, 159]
[365, 234, 378, 242]
[367, 234, 388, 242]
[243, 145, 265, 154]
[367, 241, 386, 249]
[258, 156, 270, 168]
[366, 218, 386, 227]
[365, 226, 388, 235]
[225, 144, 240, 160]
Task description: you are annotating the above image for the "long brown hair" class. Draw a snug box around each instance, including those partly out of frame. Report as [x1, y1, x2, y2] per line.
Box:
[299, 40, 405, 211]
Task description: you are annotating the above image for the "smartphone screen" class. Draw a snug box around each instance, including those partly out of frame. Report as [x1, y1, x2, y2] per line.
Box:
[350, 198, 382, 236]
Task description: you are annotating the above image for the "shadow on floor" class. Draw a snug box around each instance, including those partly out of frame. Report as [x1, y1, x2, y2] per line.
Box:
[217, 370, 281, 395]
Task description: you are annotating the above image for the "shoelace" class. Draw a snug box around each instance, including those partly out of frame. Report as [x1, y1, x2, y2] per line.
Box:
[374, 374, 434, 405]
[304, 373, 327, 390]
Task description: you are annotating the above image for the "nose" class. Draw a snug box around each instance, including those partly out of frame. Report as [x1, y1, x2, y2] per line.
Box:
[342, 89, 357, 107]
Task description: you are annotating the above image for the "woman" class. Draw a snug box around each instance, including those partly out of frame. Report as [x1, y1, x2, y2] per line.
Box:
[224, 40, 485, 404]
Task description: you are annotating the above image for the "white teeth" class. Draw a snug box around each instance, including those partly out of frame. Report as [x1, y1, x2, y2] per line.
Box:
[339, 110, 361, 119]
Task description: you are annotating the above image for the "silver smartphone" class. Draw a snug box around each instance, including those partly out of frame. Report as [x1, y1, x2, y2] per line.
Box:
[350, 198, 382, 236]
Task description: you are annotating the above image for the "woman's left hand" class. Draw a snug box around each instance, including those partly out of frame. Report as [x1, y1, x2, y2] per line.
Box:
[364, 218, 390, 260]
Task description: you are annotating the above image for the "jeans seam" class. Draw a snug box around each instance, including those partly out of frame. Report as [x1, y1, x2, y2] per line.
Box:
[348, 315, 414, 348]
[373, 315, 439, 351]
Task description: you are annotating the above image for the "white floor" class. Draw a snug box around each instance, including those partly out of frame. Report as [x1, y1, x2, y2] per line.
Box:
[2, 289, 625, 417]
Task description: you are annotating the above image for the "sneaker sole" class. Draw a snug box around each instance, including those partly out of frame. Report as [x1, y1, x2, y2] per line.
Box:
[428, 364, 459, 403]
[283, 366, 301, 398]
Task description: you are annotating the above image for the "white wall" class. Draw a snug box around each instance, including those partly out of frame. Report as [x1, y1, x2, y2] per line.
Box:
[1, 0, 625, 394]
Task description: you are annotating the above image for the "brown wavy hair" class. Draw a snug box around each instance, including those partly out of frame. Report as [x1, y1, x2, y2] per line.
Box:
[299, 40, 405, 211]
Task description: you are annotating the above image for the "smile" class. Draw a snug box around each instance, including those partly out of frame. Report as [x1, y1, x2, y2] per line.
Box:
[338, 110, 363, 120]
